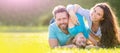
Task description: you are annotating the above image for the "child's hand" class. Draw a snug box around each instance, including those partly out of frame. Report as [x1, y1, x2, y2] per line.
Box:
[68, 17, 75, 28]
[74, 4, 81, 13]
[68, 10, 79, 25]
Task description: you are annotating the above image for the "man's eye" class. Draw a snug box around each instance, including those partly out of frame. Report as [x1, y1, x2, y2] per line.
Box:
[63, 18, 66, 19]
[57, 19, 60, 21]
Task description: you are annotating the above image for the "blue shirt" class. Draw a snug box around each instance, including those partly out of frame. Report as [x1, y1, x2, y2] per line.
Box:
[49, 22, 75, 46]
[49, 14, 90, 46]
[68, 13, 90, 39]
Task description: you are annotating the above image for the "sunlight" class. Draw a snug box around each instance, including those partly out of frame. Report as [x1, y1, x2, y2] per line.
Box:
[0, 0, 52, 14]
[1, 0, 39, 8]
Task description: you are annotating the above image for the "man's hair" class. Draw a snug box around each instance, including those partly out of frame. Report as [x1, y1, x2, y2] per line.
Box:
[52, 5, 69, 18]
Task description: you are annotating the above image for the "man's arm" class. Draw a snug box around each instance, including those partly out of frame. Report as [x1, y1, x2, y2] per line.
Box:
[48, 25, 77, 48]
[49, 39, 58, 48]
[49, 38, 77, 48]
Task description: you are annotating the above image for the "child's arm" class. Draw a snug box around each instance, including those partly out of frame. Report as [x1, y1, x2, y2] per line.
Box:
[74, 4, 90, 18]
[67, 5, 79, 25]
[67, 4, 91, 23]
[67, 5, 79, 36]
[68, 20, 78, 36]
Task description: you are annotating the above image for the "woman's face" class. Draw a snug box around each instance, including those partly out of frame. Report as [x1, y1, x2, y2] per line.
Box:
[91, 6, 104, 22]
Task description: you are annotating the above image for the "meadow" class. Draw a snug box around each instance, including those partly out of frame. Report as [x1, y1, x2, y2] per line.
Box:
[0, 32, 120, 53]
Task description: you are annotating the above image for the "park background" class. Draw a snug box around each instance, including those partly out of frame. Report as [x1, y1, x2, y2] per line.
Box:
[0, 0, 120, 53]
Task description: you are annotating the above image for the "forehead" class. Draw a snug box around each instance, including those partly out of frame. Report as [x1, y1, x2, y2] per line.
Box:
[55, 12, 68, 18]
[94, 7, 104, 14]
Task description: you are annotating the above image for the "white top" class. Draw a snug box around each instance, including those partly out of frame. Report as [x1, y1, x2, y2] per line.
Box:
[67, 5, 102, 38]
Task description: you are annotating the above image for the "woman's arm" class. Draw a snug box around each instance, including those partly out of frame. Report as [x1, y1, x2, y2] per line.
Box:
[88, 32, 100, 46]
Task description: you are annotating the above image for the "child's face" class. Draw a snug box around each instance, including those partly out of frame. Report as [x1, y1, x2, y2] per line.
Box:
[90, 6, 104, 22]
[75, 33, 86, 47]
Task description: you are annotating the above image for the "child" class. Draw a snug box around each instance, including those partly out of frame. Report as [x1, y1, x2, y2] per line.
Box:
[67, 4, 90, 47]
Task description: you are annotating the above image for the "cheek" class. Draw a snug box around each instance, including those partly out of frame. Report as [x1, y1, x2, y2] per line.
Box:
[90, 13, 93, 20]
[64, 19, 69, 23]
[56, 20, 60, 25]
[90, 12, 94, 18]
[90, 10, 94, 15]
[64, 19, 68, 23]
[98, 16, 103, 20]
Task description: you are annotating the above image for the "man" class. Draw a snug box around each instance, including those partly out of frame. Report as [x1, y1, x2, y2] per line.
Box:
[48, 5, 86, 48]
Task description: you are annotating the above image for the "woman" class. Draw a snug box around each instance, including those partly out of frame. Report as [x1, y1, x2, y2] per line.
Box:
[67, 3, 120, 48]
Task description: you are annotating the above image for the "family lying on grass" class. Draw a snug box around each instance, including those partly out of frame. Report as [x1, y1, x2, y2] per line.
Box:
[48, 2, 120, 48]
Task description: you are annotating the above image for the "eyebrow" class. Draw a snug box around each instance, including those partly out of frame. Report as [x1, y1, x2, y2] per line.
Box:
[95, 9, 101, 16]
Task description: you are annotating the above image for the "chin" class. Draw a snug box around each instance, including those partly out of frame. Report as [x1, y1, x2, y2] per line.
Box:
[60, 26, 67, 30]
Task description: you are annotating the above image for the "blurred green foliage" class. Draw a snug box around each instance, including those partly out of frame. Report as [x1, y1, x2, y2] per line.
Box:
[0, 0, 119, 26]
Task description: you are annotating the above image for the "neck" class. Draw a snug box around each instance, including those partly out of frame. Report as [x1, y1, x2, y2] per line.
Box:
[92, 22, 100, 33]
[62, 29, 69, 34]
[92, 21, 100, 27]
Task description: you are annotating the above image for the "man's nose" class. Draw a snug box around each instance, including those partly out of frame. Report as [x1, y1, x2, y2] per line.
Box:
[60, 20, 64, 23]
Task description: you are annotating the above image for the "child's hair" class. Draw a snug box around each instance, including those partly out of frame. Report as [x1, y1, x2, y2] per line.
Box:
[93, 3, 120, 48]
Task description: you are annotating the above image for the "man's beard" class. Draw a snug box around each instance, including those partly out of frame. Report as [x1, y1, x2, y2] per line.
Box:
[58, 23, 68, 31]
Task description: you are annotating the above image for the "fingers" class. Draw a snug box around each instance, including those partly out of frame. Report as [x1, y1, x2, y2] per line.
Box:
[69, 10, 79, 25]
[68, 18, 75, 28]
[74, 4, 80, 12]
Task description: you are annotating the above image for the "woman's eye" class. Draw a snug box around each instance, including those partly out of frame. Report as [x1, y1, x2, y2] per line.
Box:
[94, 10, 96, 12]
[98, 13, 100, 16]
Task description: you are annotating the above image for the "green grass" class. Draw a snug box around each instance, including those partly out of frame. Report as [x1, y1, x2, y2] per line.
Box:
[0, 32, 120, 53]
[0, 26, 48, 32]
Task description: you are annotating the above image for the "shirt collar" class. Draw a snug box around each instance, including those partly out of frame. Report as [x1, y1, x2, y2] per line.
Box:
[55, 22, 63, 32]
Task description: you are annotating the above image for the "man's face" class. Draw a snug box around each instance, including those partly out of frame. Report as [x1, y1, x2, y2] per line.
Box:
[55, 12, 69, 30]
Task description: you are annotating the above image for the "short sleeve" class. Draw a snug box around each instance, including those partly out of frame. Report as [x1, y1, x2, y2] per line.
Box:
[48, 25, 57, 39]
